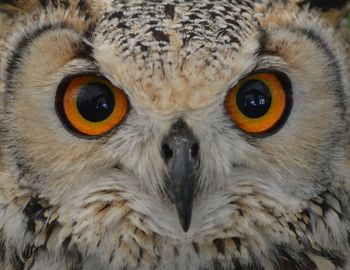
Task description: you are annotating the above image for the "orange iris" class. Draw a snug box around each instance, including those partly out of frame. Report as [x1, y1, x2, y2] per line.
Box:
[225, 73, 288, 134]
[62, 76, 128, 136]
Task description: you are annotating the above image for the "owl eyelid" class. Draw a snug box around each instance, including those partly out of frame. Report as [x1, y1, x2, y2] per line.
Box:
[233, 69, 291, 89]
[58, 71, 128, 97]
[58, 72, 107, 84]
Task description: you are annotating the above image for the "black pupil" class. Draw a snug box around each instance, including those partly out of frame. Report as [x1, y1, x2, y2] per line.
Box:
[77, 82, 115, 122]
[236, 80, 271, 118]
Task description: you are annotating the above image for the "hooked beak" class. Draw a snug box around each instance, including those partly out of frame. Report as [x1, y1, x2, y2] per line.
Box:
[161, 120, 200, 232]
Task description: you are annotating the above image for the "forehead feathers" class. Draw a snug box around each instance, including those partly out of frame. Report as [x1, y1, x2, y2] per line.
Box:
[92, 0, 262, 114]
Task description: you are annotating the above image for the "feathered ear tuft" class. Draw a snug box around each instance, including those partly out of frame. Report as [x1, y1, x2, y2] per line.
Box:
[0, 0, 52, 17]
[0, 0, 40, 16]
[0, 1, 21, 15]
[298, 0, 348, 11]
[298, 0, 349, 26]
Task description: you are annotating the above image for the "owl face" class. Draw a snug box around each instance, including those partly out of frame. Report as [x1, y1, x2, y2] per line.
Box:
[1, 0, 350, 269]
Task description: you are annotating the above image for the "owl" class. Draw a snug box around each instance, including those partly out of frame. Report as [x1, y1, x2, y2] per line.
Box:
[0, 0, 350, 269]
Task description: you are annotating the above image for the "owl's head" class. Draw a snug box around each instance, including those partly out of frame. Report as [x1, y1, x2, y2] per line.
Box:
[1, 0, 350, 268]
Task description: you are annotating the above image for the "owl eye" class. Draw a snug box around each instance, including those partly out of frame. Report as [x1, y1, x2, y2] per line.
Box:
[57, 76, 128, 136]
[225, 72, 292, 134]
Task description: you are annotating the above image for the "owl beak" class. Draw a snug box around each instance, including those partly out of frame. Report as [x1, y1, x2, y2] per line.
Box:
[162, 120, 200, 232]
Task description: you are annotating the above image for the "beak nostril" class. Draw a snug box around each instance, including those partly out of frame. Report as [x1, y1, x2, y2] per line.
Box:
[161, 119, 199, 231]
[162, 143, 173, 161]
[190, 143, 200, 160]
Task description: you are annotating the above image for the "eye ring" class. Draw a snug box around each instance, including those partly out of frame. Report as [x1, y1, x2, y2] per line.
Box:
[225, 72, 292, 135]
[56, 75, 128, 137]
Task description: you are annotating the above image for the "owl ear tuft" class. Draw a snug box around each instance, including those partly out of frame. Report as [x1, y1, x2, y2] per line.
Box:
[298, 0, 348, 11]
[298, 0, 349, 26]
[0, 0, 42, 16]
[0, 1, 21, 15]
